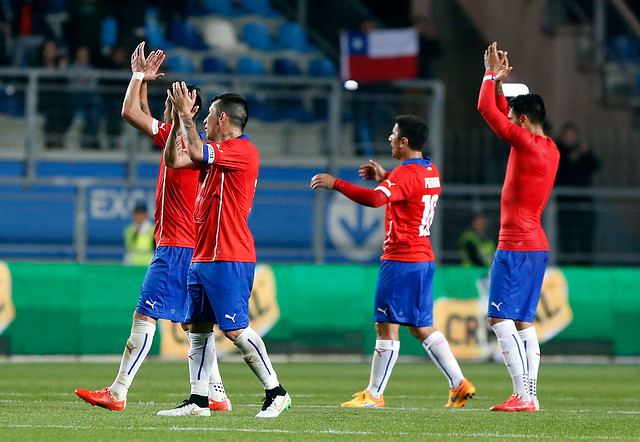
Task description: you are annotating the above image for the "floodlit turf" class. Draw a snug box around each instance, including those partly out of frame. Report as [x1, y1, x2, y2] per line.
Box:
[0, 360, 639, 440]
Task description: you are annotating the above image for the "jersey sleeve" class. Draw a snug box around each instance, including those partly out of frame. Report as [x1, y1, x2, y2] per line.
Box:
[152, 119, 172, 149]
[202, 139, 251, 170]
[477, 74, 536, 150]
[375, 168, 408, 203]
[334, 179, 387, 207]
[496, 92, 509, 116]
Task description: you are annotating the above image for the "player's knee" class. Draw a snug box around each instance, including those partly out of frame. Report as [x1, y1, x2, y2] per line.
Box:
[224, 328, 244, 341]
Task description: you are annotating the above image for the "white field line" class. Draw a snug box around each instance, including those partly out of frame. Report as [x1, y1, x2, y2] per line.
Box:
[0, 398, 639, 414]
[0, 424, 637, 439]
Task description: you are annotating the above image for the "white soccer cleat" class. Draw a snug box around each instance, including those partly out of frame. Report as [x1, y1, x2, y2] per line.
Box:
[255, 387, 291, 418]
[532, 397, 540, 411]
[157, 399, 211, 416]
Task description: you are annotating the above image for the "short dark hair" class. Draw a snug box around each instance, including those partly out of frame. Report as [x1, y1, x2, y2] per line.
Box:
[395, 114, 429, 151]
[166, 84, 203, 118]
[211, 93, 249, 130]
[509, 93, 546, 125]
[133, 204, 147, 214]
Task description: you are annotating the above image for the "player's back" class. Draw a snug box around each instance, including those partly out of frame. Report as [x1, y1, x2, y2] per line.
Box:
[192, 135, 259, 263]
[378, 158, 441, 262]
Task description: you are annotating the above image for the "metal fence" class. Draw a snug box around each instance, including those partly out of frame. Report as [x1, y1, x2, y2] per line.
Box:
[0, 68, 638, 265]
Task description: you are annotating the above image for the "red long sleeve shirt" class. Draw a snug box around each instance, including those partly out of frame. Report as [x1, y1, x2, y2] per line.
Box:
[477, 73, 559, 251]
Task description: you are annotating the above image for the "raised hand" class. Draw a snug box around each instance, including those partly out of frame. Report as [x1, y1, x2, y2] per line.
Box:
[484, 42, 505, 74]
[145, 49, 165, 82]
[310, 173, 336, 190]
[168, 81, 197, 115]
[130, 41, 146, 73]
[496, 51, 513, 82]
[359, 159, 387, 183]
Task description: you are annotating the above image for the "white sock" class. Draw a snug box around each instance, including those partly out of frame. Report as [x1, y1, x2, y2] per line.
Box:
[184, 329, 190, 344]
[188, 332, 215, 397]
[208, 350, 228, 402]
[366, 340, 399, 398]
[519, 326, 540, 398]
[491, 320, 530, 399]
[422, 331, 465, 389]
[234, 327, 279, 390]
[109, 319, 156, 400]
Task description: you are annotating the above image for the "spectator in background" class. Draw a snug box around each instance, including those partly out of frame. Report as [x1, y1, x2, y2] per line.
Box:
[65, 0, 110, 61]
[414, 15, 442, 79]
[37, 39, 71, 149]
[459, 213, 495, 267]
[124, 204, 155, 266]
[102, 45, 130, 148]
[555, 122, 600, 264]
[10, 0, 52, 66]
[68, 45, 102, 149]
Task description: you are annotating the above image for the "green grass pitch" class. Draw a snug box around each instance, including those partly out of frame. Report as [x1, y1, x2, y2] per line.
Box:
[0, 360, 639, 440]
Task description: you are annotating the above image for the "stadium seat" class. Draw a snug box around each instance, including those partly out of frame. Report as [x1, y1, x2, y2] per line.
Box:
[245, 94, 276, 121]
[242, 23, 274, 51]
[202, 18, 242, 51]
[170, 20, 209, 50]
[309, 57, 336, 77]
[202, 56, 230, 73]
[278, 22, 316, 52]
[166, 54, 196, 73]
[237, 57, 266, 75]
[241, 0, 281, 18]
[100, 17, 118, 52]
[273, 58, 301, 76]
[608, 35, 640, 64]
[145, 10, 175, 49]
[203, 0, 238, 16]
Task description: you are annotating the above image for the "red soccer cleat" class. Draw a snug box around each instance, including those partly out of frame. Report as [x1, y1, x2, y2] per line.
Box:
[75, 387, 127, 411]
[209, 397, 232, 411]
[490, 394, 537, 412]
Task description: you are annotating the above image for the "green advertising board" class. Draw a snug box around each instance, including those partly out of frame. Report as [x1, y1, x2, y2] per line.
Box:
[1, 262, 639, 357]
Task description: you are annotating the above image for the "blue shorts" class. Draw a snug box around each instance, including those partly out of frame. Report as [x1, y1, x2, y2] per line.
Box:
[373, 260, 435, 327]
[185, 261, 255, 331]
[135, 246, 194, 323]
[488, 249, 549, 322]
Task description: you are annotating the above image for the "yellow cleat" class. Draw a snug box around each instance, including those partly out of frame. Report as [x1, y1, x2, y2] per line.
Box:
[446, 378, 476, 408]
[341, 390, 385, 408]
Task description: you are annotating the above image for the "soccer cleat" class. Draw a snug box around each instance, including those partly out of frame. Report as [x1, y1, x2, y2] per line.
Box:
[532, 397, 540, 411]
[490, 394, 537, 412]
[341, 390, 385, 408]
[75, 387, 127, 411]
[157, 399, 211, 416]
[209, 397, 232, 411]
[255, 385, 291, 418]
[445, 378, 476, 408]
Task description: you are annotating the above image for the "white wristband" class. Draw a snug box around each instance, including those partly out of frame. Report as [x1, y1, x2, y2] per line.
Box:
[132, 72, 144, 81]
[483, 74, 496, 82]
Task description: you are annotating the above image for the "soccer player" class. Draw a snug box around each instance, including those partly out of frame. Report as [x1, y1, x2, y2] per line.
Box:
[74, 42, 231, 413]
[310, 115, 476, 408]
[478, 42, 559, 412]
[159, 84, 291, 418]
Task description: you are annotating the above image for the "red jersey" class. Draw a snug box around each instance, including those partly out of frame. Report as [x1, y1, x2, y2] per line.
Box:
[477, 74, 559, 251]
[151, 119, 199, 248]
[374, 158, 441, 262]
[191, 135, 259, 263]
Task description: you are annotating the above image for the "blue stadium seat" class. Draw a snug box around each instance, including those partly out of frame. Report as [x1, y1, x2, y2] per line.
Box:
[171, 20, 209, 50]
[203, 0, 238, 16]
[241, 0, 281, 18]
[166, 54, 196, 73]
[309, 57, 336, 77]
[202, 56, 231, 73]
[237, 57, 266, 75]
[242, 23, 274, 51]
[145, 12, 175, 49]
[278, 22, 316, 52]
[245, 94, 276, 121]
[273, 58, 301, 76]
[609, 35, 640, 63]
[100, 17, 118, 51]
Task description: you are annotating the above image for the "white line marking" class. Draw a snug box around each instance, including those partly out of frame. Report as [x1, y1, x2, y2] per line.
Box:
[0, 424, 634, 439]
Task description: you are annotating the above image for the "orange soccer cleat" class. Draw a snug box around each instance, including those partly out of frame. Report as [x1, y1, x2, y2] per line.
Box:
[209, 397, 232, 411]
[490, 394, 537, 412]
[75, 387, 127, 411]
[341, 390, 385, 408]
[445, 378, 476, 408]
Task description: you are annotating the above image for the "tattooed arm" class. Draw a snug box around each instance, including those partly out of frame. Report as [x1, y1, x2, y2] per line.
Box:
[168, 81, 205, 164]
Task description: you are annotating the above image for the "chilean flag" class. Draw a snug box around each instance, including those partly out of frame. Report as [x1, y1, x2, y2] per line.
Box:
[340, 27, 419, 82]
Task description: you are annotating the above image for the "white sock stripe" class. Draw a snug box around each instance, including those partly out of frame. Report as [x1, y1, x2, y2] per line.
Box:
[375, 340, 400, 350]
[126, 333, 149, 375]
[426, 346, 453, 385]
[511, 334, 528, 375]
